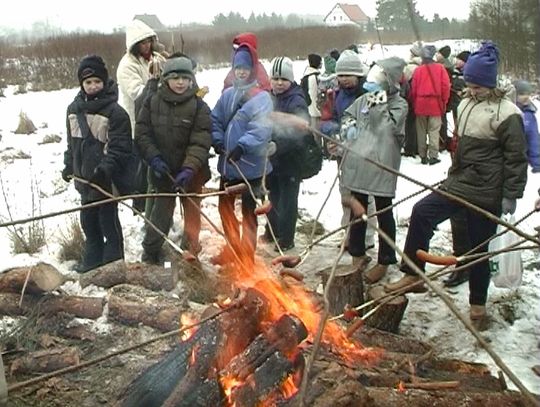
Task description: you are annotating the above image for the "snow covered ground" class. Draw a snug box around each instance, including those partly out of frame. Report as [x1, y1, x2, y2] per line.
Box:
[0, 43, 539, 394]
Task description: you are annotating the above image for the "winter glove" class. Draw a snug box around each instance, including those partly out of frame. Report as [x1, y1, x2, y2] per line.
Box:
[227, 146, 243, 163]
[366, 90, 387, 108]
[61, 166, 73, 182]
[149, 156, 170, 178]
[501, 197, 517, 215]
[213, 143, 225, 155]
[174, 167, 195, 191]
[90, 165, 111, 187]
[339, 117, 357, 142]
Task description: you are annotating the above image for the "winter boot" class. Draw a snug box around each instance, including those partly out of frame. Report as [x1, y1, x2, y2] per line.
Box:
[384, 274, 427, 293]
[141, 250, 161, 265]
[443, 269, 470, 287]
[470, 305, 489, 331]
[352, 255, 371, 272]
[364, 264, 388, 284]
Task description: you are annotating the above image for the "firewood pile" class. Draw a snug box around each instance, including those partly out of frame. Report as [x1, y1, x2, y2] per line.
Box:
[0, 259, 535, 406]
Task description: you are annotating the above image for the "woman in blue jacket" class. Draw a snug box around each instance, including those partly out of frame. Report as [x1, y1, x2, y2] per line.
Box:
[211, 44, 273, 266]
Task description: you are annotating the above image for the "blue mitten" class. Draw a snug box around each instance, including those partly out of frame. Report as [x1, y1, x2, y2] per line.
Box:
[149, 156, 170, 178]
[174, 167, 195, 191]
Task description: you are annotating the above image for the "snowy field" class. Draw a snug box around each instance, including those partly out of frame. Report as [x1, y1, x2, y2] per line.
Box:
[0, 41, 539, 394]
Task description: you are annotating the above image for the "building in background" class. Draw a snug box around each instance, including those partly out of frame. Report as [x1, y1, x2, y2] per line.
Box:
[324, 3, 369, 29]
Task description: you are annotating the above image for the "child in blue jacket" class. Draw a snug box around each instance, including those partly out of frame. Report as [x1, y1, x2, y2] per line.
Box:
[514, 80, 540, 172]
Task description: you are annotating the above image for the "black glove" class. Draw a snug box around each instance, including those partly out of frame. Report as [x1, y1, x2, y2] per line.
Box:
[61, 167, 73, 182]
[214, 144, 225, 155]
[90, 165, 110, 187]
[227, 146, 243, 163]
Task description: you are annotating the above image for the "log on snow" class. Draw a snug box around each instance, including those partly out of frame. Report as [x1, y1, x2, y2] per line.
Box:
[365, 285, 408, 334]
[321, 264, 364, 316]
[79, 259, 127, 289]
[9, 347, 80, 375]
[107, 286, 185, 332]
[0, 263, 67, 295]
[0, 293, 103, 319]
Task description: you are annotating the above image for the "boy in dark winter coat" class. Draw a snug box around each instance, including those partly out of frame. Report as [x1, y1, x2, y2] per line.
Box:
[514, 80, 540, 172]
[264, 56, 312, 252]
[62, 55, 132, 273]
[386, 42, 528, 331]
[135, 56, 212, 263]
[211, 44, 273, 267]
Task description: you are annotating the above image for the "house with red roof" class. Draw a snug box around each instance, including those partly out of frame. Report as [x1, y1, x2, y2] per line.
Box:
[324, 3, 370, 28]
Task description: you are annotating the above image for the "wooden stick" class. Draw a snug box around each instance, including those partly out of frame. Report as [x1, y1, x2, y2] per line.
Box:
[403, 380, 460, 390]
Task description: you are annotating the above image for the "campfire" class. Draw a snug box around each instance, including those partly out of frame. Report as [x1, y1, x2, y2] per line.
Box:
[117, 236, 382, 407]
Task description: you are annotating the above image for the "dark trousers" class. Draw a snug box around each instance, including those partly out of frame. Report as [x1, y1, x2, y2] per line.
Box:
[142, 184, 202, 254]
[80, 201, 123, 268]
[403, 105, 417, 156]
[348, 192, 397, 265]
[218, 178, 261, 263]
[401, 192, 499, 305]
[266, 173, 301, 247]
[439, 113, 450, 152]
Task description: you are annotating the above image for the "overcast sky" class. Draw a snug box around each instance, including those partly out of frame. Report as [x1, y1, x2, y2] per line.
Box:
[0, 0, 472, 32]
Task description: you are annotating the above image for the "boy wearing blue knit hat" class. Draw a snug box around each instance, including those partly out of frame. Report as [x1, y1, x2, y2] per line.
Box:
[386, 41, 528, 331]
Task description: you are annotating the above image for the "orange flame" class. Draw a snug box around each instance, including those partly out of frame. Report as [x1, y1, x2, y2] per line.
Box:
[281, 375, 298, 399]
[220, 374, 243, 405]
[180, 312, 199, 341]
[397, 380, 406, 393]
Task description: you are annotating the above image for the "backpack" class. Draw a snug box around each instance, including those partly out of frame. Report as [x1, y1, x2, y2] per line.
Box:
[300, 74, 315, 106]
[300, 134, 323, 180]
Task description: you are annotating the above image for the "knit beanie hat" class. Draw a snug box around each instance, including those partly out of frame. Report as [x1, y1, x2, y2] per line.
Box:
[456, 50, 471, 63]
[233, 46, 253, 69]
[438, 45, 451, 59]
[270, 57, 295, 82]
[335, 50, 368, 76]
[463, 41, 499, 88]
[162, 57, 194, 81]
[410, 41, 423, 57]
[514, 80, 533, 95]
[308, 53, 322, 69]
[77, 55, 108, 85]
[420, 45, 436, 62]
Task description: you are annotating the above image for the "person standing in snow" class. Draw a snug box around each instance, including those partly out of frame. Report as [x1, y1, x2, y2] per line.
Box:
[302, 53, 322, 131]
[62, 55, 132, 273]
[222, 32, 270, 92]
[211, 44, 273, 267]
[386, 42, 528, 331]
[410, 45, 450, 165]
[339, 57, 408, 283]
[263, 56, 311, 252]
[135, 56, 212, 264]
[514, 80, 540, 173]
[116, 19, 167, 215]
[402, 41, 423, 157]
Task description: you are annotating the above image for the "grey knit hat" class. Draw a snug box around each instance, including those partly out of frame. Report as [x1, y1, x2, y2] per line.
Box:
[270, 56, 295, 82]
[162, 57, 194, 80]
[335, 50, 368, 77]
[410, 41, 423, 57]
[514, 80, 533, 95]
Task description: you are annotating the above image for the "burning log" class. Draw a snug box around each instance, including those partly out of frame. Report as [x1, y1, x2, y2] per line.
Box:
[321, 264, 364, 316]
[117, 288, 270, 407]
[0, 263, 67, 295]
[9, 347, 80, 375]
[364, 286, 408, 334]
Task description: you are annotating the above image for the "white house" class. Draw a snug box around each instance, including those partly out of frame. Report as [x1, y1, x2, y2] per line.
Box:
[324, 3, 370, 28]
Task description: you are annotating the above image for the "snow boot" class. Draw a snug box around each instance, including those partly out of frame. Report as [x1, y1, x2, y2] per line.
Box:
[470, 305, 489, 331]
[364, 264, 388, 284]
[384, 274, 427, 293]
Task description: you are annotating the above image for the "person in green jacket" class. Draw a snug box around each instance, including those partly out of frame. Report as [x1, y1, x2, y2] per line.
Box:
[135, 56, 212, 264]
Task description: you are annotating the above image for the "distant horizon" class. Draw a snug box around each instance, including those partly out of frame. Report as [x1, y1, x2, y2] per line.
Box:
[0, 0, 472, 34]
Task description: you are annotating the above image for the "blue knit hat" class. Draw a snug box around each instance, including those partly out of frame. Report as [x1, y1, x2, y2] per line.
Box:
[233, 46, 253, 69]
[463, 41, 499, 88]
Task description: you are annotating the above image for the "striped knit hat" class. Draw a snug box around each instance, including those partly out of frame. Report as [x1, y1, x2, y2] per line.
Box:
[270, 57, 295, 82]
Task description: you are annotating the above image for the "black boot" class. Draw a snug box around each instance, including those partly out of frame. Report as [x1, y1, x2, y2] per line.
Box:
[444, 269, 470, 287]
[141, 250, 162, 265]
